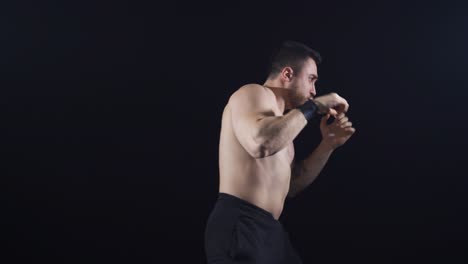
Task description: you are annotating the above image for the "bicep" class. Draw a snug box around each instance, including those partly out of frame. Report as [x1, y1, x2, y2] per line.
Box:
[229, 85, 276, 157]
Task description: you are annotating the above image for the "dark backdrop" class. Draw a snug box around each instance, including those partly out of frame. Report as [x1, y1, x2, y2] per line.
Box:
[2, 0, 467, 263]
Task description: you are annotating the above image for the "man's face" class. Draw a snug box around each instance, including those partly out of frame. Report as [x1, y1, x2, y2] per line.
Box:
[288, 57, 318, 107]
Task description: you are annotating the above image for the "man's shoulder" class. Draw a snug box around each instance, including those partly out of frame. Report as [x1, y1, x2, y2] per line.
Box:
[229, 83, 272, 101]
[227, 83, 276, 112]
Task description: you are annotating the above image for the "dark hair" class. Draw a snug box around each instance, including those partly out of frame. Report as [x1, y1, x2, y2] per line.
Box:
[267, 40, 322, 79]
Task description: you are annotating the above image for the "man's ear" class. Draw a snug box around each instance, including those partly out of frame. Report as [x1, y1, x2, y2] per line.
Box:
[281, 67, 294, 82]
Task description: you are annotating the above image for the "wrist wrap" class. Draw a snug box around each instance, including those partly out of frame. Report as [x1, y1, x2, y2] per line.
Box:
[297, 100, 319, 121]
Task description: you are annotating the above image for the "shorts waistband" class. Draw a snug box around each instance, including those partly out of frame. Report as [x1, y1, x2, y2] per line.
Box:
[217, 192, 276, 221]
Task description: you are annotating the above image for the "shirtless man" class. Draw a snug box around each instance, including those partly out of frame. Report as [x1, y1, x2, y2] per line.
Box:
[205, 41, 356, 264]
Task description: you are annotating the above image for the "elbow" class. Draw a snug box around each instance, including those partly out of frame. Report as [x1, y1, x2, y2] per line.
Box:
[287, 182, 300, 198]
[252, 143, 280, 159]
[249, 143, 269, 159]
[287, 187, 299, 198]
[250, 135, 274, 159]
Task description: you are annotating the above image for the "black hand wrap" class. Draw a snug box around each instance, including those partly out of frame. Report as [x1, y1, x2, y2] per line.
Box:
[297, 99, 319, 121]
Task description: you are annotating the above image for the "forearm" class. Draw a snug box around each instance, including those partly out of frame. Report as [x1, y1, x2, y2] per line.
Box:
[289, 141, 334, 196]
[256, 109, 308, 157]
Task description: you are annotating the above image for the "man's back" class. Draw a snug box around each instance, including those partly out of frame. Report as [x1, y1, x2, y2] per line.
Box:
[218, 84, 295, 219]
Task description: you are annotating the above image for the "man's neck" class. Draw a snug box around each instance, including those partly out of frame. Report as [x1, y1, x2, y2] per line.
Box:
[262, 82, 288, 114]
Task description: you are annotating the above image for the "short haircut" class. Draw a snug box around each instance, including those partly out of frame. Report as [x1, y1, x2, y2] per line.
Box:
[267, 40, 322, 79]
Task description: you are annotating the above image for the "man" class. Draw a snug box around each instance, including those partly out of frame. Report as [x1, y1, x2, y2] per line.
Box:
[205, 41, 356, 264]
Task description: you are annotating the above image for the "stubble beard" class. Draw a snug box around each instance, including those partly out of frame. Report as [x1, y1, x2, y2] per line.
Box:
[288, 88, 308, 109]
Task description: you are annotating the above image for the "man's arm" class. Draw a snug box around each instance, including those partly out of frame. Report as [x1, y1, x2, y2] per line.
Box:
[230, 84, 308, 158]
[288, 142, 334, 197]
[288, 114, 356, 197]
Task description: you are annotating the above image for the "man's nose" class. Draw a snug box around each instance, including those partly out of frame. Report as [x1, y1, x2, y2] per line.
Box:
[310, 86, 316, 96]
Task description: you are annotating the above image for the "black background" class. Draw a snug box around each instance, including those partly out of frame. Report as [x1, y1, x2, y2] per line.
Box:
[2, 0, 468, 263]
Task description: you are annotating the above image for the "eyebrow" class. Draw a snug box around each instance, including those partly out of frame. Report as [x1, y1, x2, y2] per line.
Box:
[309, 74, 318, 79]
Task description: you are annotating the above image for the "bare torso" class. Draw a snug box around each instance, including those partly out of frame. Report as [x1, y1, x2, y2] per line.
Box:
[218, 87, 294, 220]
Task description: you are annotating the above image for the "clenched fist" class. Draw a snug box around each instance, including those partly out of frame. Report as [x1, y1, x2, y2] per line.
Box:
[313, 92, 349, 116]
[320, 113, 356, 149]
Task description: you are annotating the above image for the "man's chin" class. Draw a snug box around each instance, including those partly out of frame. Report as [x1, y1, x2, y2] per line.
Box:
[301, 98, 311, 105]
[289, 97, 309, 109]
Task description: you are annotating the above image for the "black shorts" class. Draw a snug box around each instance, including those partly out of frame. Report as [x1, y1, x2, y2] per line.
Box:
[204, 192, 302, 264]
